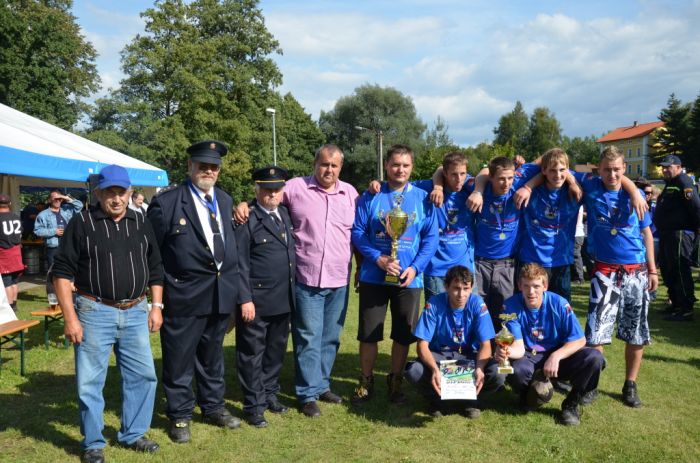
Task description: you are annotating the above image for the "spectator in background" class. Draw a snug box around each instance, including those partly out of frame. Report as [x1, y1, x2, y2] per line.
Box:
[129, 191, 148, 214]
[33, 189, 83, 270]
[0, 195, 23, 312]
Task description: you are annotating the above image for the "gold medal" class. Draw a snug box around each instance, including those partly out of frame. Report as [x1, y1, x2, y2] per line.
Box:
[532, 348, 537, 356]
[611, 228, 618, 236]
[499, 232, 506, 240]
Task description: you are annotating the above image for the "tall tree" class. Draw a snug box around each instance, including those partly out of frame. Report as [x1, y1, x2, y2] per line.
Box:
[654, 93, 693, 165]
[685, 92, 700, 173]
[493, 101, 529, 155]
[526, 107, 562, 159]
[562, 135, 599, 165]
[0, 0, 99, 129]
[87, 0, 323, 200]
[319, 84, 426, 188]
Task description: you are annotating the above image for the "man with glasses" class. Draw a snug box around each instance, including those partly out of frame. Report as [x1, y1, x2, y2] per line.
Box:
[653, 155, 700, 321]
[148, 141, 243, 443]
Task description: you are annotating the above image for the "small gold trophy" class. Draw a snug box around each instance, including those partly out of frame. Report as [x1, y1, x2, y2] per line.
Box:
[379, 196, 415, 285]
[495, 313, 517, 375]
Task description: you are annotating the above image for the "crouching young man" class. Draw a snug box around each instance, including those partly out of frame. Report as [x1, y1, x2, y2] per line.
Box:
[495, 263, 603, 425]
[404, 265, 504, 418]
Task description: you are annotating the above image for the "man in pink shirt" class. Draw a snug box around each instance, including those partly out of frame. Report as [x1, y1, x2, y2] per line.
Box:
[236, 144, 358, 418]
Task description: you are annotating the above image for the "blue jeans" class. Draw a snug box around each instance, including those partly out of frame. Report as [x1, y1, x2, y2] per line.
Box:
[74, 296, 157, 450]
[292, 283, 349, 404]
[424, 275, 446, 302]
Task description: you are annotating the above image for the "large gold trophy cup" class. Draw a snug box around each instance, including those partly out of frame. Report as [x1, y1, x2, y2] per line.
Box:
[495, 313, 517, 374]
[380, 197, 414, 285]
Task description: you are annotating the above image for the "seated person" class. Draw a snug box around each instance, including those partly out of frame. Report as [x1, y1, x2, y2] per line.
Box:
[495, 263, 604, 426]
[405, 265, 504, 418]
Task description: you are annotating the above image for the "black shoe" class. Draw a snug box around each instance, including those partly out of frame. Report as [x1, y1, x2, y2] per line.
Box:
[319, 390, 343, 404]
[351, 374, 375, 404]
[560, 390, 583, 426]
[665, 311, 694, 322]
[463, 401, 481, 419]
[168, 419, 191, 444]
[81, 449, 105, 463]
[622, 380, 642, 408]
[387, 373, 407, 404]
[551, 378, 572, 394]
[267, 398, 289, 414]
[202, 409, 241, 429]
[427, 400, 444, 417]
[244, 412, 268, 428]
[663, 305, 677, 314]
[301, 401, 321, 418]
[123, 437, 159, 453]
[581, 389, 598, 406]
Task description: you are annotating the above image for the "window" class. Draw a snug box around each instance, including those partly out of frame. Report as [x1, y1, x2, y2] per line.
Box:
[628, 148, 632, 156]
[637, 164, 642, 174]
[627, 164, 632, 174]
[637, 147, 641, 156]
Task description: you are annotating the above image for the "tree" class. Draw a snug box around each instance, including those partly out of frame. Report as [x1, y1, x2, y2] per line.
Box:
[0, 0, 99, 129]
[87, 0, 323, 201]
[526, 107, 562, 159]
[687, 92, 700, 173]
[413, 116, 460, 180]
[562, 135, 599, 165]
[493, 101, 529, 155]
[654, 93, 693, 166]
[319, 84, 426, 188]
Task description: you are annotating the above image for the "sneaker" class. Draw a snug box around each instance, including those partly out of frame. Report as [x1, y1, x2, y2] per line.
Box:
[664, 311, 694, 322]
[560, 390, 583, 426]
[622, 380, 642, 408]
[387, 373, 407, 404]
[351, 374, 375, 404]
[580, 389, 598, 406]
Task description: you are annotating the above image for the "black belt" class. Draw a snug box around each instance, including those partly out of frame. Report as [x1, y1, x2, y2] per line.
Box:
[76, 290, 146, 309]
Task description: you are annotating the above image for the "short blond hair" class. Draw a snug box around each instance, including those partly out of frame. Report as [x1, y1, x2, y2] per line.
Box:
[519, 263, 549, 286]
[541, 148, 569, 170]
[600, 145, 624, 163]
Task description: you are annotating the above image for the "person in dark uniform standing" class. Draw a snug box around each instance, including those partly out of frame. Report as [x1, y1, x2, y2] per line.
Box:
[147, 141, 242, 443]
[0, 195, 23, 312]
[235, 166, 295, 428]
[654, 155, 700, 321]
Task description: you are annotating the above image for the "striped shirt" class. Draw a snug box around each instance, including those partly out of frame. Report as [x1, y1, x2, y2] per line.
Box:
[52, 206, 163, 300]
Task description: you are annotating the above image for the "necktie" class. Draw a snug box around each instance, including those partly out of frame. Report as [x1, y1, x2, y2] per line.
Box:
[204, 194, 225, 262]
[271, 213, 286, 243]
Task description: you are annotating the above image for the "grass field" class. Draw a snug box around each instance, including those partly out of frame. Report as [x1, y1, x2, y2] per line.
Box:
[1, 276, 699, 462]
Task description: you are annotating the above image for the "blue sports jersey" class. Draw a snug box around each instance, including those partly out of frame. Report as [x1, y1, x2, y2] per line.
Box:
[474, 163, 540, 259]
[518, 183, 580, 267]
[503, 291, 583, 353]
[352, 182, 438, 288]
[413, 178, 476, 276]
[577, 173, 651, 264]
[414, 292, 494, 355]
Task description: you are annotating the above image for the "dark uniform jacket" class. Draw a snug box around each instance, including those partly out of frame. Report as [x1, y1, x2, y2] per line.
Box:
[654, 173, 700, 232]
[236, 201, 295, 316]
[148, 182, 241, 316]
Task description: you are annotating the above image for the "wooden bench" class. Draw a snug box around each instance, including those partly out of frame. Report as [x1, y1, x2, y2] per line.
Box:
[0, 319, 40, 375]
[30, 307, 68, 349]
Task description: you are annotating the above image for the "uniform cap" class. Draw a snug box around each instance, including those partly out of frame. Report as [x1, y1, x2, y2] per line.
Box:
[252, 165, 289, 189]
[187, 140, 228, 165]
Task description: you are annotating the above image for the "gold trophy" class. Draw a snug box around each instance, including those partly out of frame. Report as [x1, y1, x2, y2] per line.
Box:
[495, 313, 517, 374]
[379, 196, 415, 285]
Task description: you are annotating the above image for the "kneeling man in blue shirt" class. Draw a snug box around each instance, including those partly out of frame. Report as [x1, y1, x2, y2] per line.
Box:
[495, 263, 604, 426]
[405, 265, 504, 418]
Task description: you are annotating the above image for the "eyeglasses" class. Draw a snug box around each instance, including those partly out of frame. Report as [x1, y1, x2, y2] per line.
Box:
[644, 191, 653, 196]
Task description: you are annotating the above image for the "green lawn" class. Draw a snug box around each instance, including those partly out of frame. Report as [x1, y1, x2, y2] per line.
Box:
[1, 276, 699, 462]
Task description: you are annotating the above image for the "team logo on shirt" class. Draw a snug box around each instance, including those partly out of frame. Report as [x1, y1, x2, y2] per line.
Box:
[544, 204, 558, 220]
[479, 303, 488, 314]
[490, 201, 504, 215]
[531, 327, 544, 341]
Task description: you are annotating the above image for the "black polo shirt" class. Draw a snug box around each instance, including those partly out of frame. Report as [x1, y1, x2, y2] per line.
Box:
[52, 205, 164, 300]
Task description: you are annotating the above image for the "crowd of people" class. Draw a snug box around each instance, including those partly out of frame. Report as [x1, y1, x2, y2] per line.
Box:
[3, 141, 698, 463]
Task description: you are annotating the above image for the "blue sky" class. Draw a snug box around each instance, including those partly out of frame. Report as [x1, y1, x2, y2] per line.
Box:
[71, 0, 700, 146]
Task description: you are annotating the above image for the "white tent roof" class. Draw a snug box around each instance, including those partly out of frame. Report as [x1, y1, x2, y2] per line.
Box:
[0, 102, 168, 186]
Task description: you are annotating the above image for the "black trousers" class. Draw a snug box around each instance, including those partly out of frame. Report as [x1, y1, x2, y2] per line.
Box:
[236, 311, 290, 414]
[659, 230, 696, 312]
[161, 313, 230, 420]
[509, 347, 604, 394]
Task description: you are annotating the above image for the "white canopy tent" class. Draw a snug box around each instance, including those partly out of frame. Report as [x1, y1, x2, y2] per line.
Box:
[0, 103, 168, 212]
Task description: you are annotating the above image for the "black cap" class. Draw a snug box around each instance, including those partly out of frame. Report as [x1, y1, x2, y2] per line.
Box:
[187, 140, 228, 165]
[253, 166, 289, 189]
[659, 155, 682, 167]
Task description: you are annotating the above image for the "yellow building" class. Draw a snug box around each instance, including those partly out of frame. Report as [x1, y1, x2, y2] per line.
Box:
[597, 121, 665, 179]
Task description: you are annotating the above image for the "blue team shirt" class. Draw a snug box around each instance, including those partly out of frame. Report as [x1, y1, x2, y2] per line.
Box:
[413, 178, 476, 276]
[352, 182, 438, 288]
[503, 291, 583, 354]
[414, 292, 494, 355]
[519, 183, 580, 267]
[576, 173, 651, 264]
[474, 163, 540, 259]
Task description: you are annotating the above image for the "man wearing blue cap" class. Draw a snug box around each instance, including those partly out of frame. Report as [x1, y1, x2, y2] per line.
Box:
[148, 140, 243, 443]
[654, 154, 700, 321]
[53, 164, 164, 463]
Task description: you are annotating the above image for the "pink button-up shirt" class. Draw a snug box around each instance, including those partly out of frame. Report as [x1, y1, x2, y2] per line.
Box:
[283, 176, 358, 288]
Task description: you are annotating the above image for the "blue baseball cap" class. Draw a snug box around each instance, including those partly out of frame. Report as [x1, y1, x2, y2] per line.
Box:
[659, 155, 682, 167]
[97, 164, 131, 190]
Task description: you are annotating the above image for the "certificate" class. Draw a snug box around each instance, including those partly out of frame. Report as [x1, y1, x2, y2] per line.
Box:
[439, 359, 477, 400]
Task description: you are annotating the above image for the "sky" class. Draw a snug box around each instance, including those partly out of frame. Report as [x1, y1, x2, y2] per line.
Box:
[71, 0, 700, 147]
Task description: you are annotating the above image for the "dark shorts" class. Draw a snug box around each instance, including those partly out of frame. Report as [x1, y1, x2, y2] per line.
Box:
[357, 282, 421, 345]
[2, 271, 21, 287]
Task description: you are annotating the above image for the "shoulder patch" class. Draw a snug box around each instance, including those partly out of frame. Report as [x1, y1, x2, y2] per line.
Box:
[480, 303, 488, 314]
[684, 188, 694, 200]
[565, 304, 573, 314]
[154, 184, 178, 197]
[424, 302, 432, 311]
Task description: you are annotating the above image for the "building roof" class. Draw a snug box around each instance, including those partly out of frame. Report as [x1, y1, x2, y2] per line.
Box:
[597, 121, 665, 143]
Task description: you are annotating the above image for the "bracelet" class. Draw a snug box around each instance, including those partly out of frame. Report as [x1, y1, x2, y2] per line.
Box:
[648, 272, 657, 275]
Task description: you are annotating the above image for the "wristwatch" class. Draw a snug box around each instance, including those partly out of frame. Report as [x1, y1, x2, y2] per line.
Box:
[151, 302, 164, 311]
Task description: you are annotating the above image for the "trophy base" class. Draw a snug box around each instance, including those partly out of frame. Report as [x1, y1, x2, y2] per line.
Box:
[384, 274, 401, 285]
[497, 366, 514, 375]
